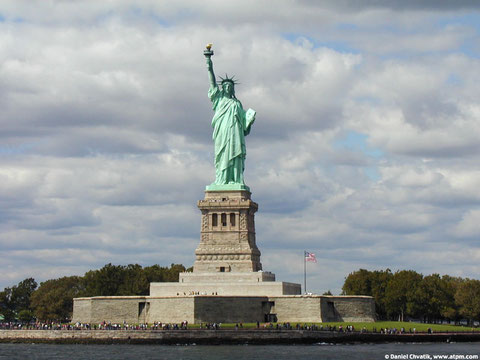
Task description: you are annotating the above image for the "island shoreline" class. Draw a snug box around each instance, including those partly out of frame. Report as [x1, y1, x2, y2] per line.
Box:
[1, 330, 479, 345]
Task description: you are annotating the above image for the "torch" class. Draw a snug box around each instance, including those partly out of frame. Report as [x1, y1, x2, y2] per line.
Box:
[204, 43, 214, 58]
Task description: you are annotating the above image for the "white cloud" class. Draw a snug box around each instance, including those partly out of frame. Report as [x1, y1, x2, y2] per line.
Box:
[0, 1, 479, 293]
[453, 209, 480, 238]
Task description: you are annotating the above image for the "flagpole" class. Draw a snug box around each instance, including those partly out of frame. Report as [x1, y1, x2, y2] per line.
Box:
[304, 250, 306, 294]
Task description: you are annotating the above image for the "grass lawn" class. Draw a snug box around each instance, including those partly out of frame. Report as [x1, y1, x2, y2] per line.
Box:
[315, 321, 475, 333]
[186, 321, 477, 332]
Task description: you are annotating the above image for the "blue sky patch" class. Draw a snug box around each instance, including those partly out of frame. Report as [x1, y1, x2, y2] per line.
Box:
[282, 33, 360, 54]
[0, 142, 37, 155]
[446, 73, 463, 86]
[437, 13, 480, 32]
[334, 131, 383, 158]
[333, 131, 382, 181]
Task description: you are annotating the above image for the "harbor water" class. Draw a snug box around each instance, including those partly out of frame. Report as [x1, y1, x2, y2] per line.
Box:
[0, 342, 478, 360]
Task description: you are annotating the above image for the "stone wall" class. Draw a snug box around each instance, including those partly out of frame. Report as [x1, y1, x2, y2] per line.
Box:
[72, 298, 92, 323]
[194, 296, 267, 323]
[320, 296, 375, 322]
[271, 296, 322, 323]
[150, 281, 300, 297]
[72, 295, 375, 324]
[2, 329, 478, 345]
[178, 271, 276, 283]
[90, 297, 144, 324]
[195, 190, 262, 273]
[73, 297, 146, 324]
[282, 282, 302, 295]
[147, 297, 195, 323]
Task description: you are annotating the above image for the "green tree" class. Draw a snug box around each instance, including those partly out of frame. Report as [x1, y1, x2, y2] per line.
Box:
[82, 263, 188, 297]
[18, 309, 34, 323]
[0, 287, 15, 322]
[440, 275, 464, 324]
[117, 264, 149, 295]
[342, 268, 392, 319]
[164, 264, 187, 282]
[30, 276, 85, 322]
[143, 264, 189, 284]
[11, 278, 37, 312]
[0, 278, 37, 321]
[83, 263, 127, 296]
[455, 279, 480, 326]
[384, 270, 422, 321]
[412, 274, 458, 323]
[144, 264, 169, 283]
[369, 269, 393, 319]
[342, 269, 372, 296]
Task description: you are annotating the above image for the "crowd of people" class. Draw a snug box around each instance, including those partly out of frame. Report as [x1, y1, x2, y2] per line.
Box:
[0, 322, 75, 330]
[0, 321, 445, 334]
[73, 321, 191, 330]
[378, 327, 434, 334]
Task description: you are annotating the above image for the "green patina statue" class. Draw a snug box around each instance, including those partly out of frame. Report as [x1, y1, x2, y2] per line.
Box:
[204, 44, 256, 191]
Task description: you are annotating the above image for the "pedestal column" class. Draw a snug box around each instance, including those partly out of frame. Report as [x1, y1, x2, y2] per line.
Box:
[194, 190, 262, 273]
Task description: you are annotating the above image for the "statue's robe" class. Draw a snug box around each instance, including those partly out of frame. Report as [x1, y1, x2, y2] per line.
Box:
[208, 85, 255, 185]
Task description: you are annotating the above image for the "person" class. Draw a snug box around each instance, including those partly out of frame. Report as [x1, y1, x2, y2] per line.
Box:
[205, 51, 256, 187]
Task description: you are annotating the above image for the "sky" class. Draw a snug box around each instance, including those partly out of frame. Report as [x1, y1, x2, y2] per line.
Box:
[0, 1, 479, 294]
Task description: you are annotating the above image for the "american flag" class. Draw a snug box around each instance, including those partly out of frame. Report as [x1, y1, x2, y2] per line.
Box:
[305, 251, 317, 263]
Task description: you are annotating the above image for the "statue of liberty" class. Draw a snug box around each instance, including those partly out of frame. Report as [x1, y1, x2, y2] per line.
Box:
[204, 44, 256, 191]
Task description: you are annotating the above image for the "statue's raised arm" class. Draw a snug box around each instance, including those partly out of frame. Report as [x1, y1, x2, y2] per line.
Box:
[203, 44, 256, 192]
[204, 43, 216, 88]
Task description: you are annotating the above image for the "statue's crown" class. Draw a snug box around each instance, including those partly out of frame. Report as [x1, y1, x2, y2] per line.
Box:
[218, 74, 239, 85]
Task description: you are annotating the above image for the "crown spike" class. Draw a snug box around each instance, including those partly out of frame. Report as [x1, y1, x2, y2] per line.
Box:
[217, 73, 239, 85]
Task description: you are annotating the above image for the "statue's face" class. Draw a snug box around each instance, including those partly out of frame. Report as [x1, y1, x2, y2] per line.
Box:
[223, 82, 234, 96]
